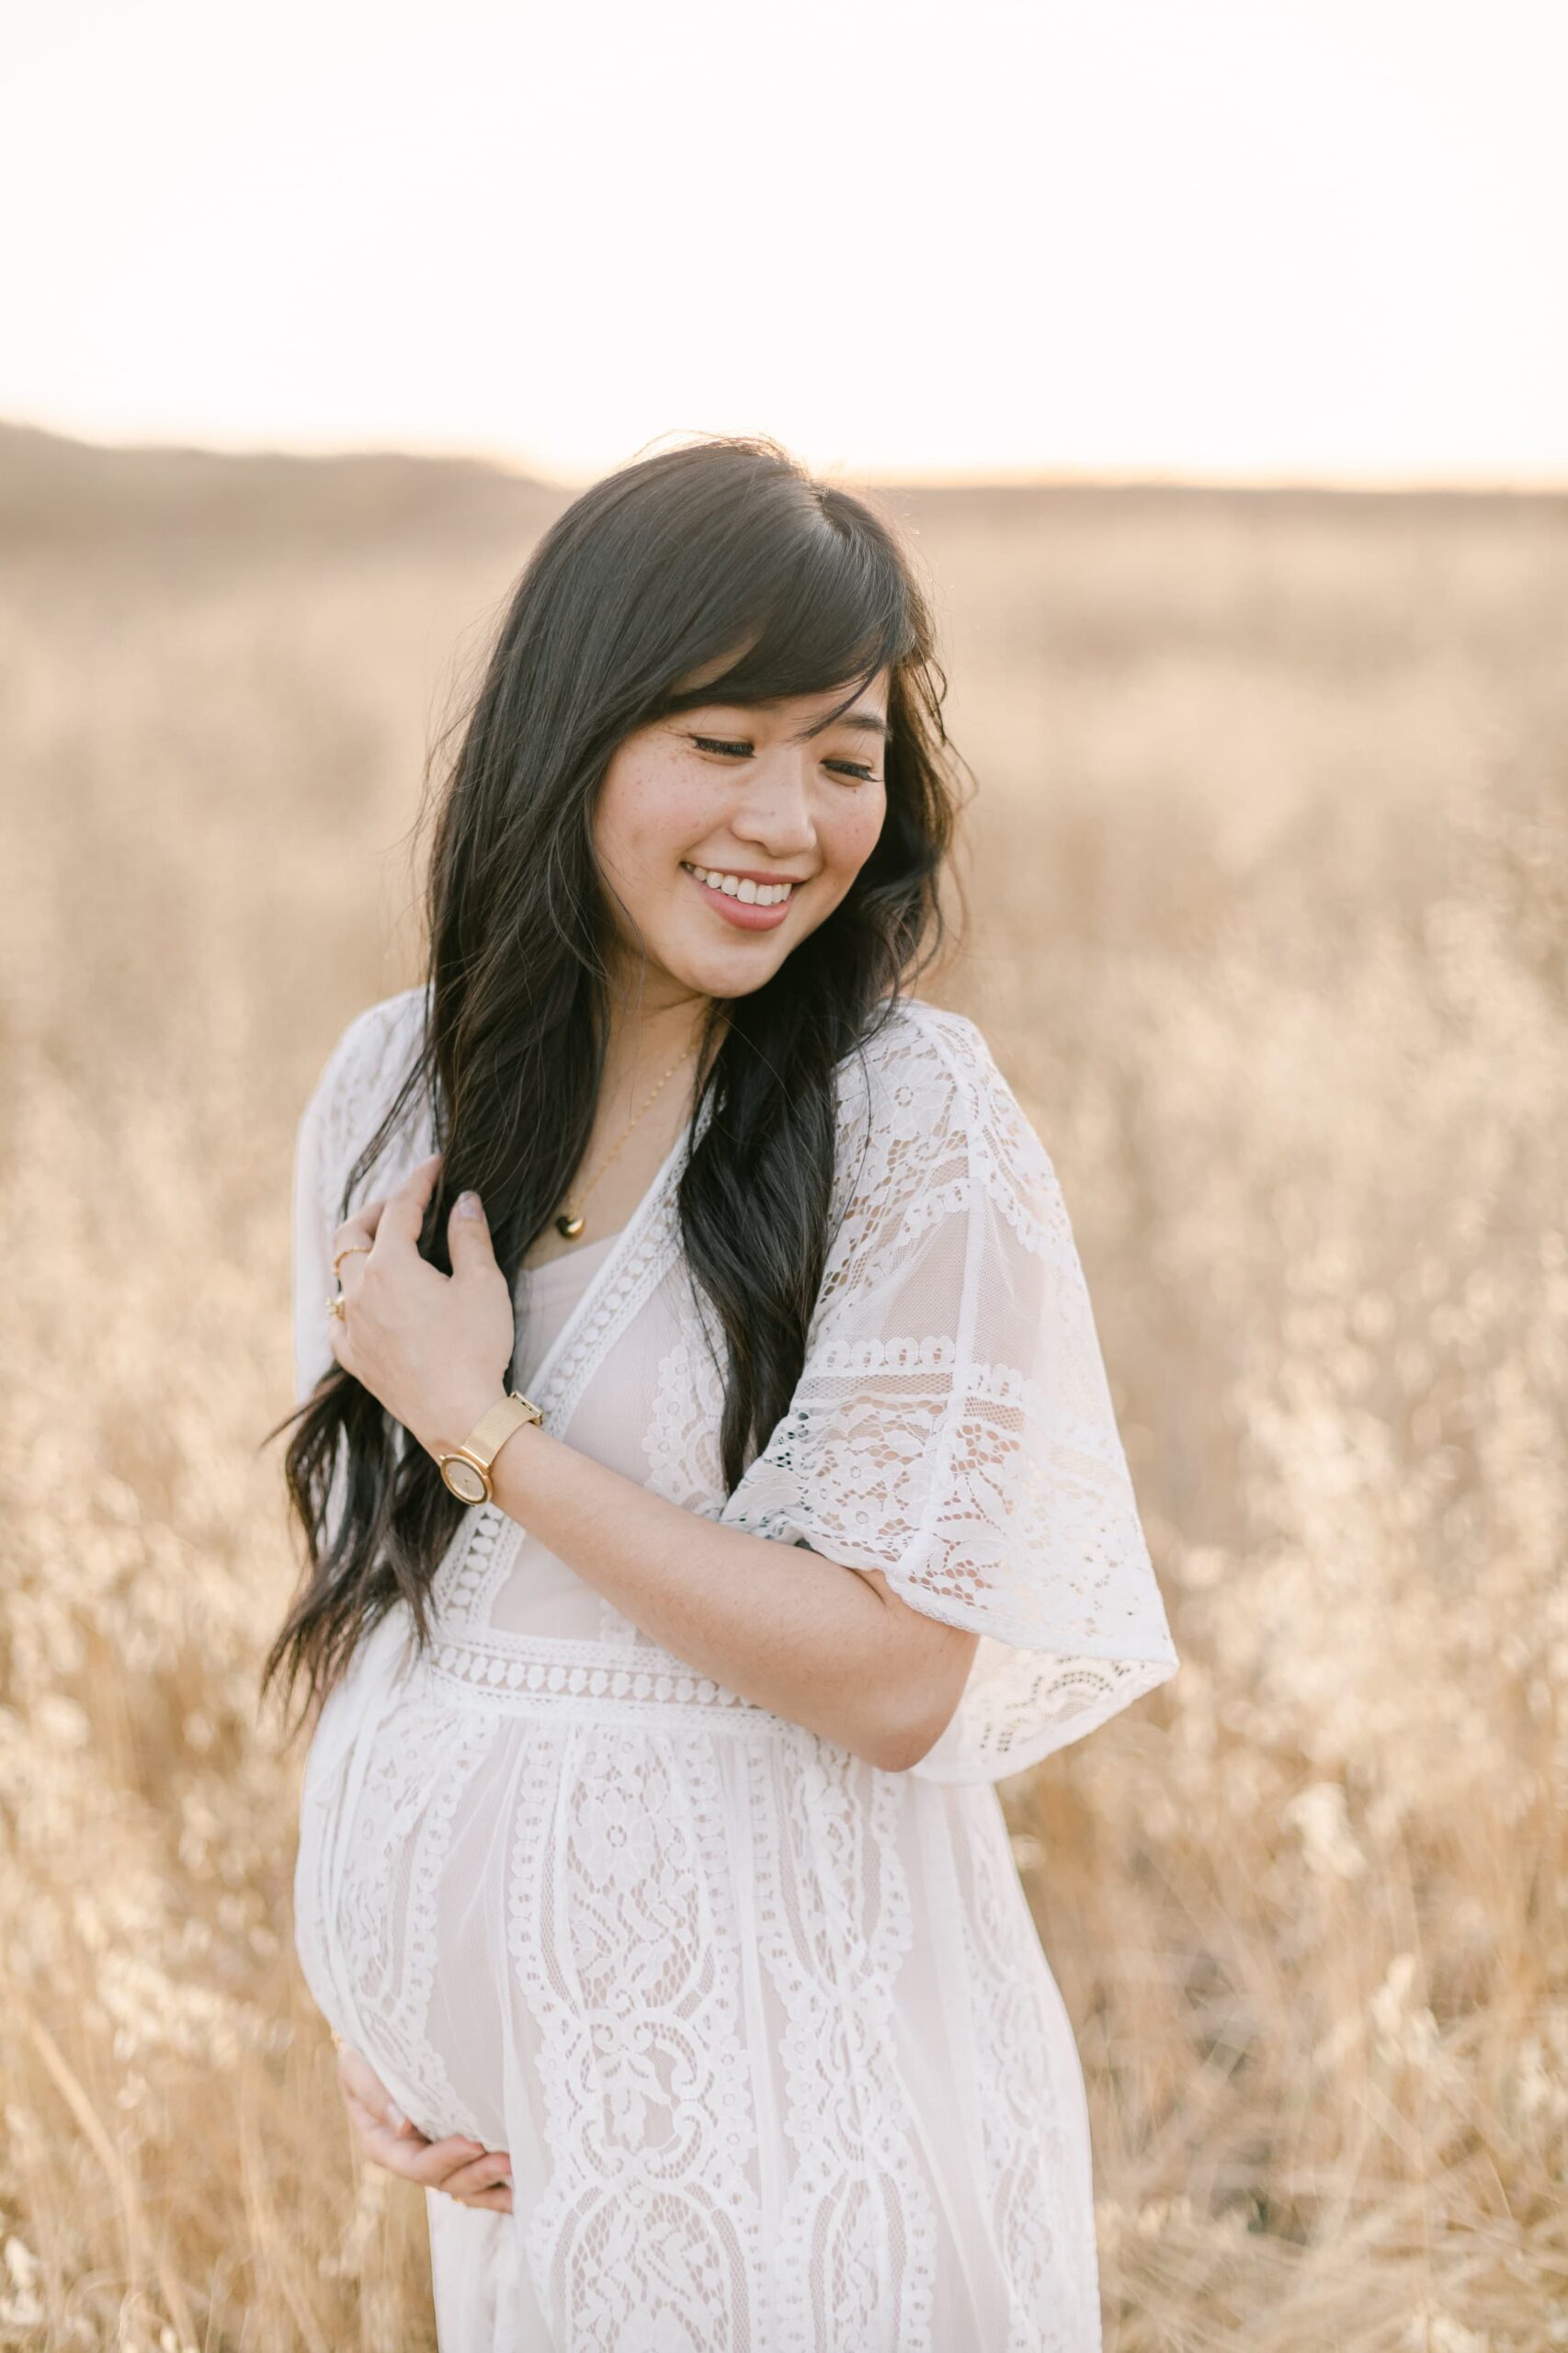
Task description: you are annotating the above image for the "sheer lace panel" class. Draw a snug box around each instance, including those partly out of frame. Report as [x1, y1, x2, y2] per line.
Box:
[719, 1004, 1178, 1781]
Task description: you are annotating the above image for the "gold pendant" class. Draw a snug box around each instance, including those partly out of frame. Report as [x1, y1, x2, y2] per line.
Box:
[555, 1210, 585, 1238]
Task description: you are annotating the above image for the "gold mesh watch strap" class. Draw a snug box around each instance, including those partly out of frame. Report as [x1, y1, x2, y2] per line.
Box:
[463, 1390, 544, 1464]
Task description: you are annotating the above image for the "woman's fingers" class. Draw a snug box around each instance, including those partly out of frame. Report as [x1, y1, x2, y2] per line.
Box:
[340, 2098, 513, 2201]
[331, 1150, 443, 1274]
[434, 2149, 515, 2200]
[363, 2125, 514, 2211]
[330, 2033, 511, 2210]
[448, 2182, 515, 2213]
[329, 1210, 381, 1306]
[332, 1199, 385, 1251]
[381, 2130, 514, 2204]
[335, 2040, 385, 2098]
[341, 2082, 417, 2144]
[369, 1153, 445, 1261]
[353, 2109, 480, 2179]
[335, 2039, 409, 2128]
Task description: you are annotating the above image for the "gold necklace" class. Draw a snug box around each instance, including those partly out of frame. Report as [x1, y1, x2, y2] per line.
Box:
[554, 1047, 698, 1238]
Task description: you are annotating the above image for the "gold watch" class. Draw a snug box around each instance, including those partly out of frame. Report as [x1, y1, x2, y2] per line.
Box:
[435, 1390, 543, 1504]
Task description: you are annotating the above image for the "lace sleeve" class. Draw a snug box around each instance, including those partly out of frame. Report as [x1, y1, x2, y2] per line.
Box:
[716, 1002, 1180, 1785]
[289, 986, 433, 1412]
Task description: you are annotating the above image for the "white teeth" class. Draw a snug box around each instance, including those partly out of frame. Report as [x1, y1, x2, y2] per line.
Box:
[685, 864, 795, 906]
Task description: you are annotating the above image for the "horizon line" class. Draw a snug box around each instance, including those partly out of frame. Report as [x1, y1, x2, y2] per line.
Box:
[8, 412, 1567, 500]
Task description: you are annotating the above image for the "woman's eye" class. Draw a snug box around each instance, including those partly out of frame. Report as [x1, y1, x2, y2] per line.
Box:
[690, 735, 876, 783]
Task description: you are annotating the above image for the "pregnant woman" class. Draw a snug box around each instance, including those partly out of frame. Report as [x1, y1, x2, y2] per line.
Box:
[265, 434, 1179, 2350]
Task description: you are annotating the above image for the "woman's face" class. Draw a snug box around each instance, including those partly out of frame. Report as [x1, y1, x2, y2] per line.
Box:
[592, 654, 891, 1006]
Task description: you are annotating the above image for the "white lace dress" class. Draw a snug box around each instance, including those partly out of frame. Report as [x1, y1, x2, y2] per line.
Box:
[288, 986, 1179, 2352]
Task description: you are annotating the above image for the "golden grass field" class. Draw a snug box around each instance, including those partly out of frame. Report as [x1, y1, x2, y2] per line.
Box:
[1, 423, 1564, 2349]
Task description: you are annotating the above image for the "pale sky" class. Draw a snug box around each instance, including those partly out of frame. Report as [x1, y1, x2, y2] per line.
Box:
[4, 0, 1563, 486]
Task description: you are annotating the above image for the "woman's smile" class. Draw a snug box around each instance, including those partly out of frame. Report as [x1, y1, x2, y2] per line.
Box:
[679, 859, 801, 930]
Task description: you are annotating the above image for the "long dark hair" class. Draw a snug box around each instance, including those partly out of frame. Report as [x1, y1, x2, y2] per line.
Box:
[260, 433, 972, 1736]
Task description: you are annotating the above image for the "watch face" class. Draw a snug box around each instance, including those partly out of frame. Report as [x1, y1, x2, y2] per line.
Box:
[441, 1457, 487, 1506]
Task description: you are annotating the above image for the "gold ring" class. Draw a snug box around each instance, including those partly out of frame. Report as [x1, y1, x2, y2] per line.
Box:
[326, 1291, 347, 1320]
[334, 1243, 372, 1279]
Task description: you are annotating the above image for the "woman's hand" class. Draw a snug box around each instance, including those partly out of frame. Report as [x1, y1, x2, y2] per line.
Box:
[335, 2039, 514, 2216]
[328, 1154, 515, 1461]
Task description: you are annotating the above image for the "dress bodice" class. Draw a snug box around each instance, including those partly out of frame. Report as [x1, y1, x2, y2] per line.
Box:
[488, 1227, 626, 1641]
[293, 981, 1177, 1781]
[517, 1227, 620, 1351]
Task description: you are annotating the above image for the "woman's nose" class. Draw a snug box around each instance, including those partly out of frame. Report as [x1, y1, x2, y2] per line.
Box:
[731, 756, 818, 851]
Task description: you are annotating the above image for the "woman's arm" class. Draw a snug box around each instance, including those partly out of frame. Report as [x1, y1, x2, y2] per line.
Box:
[326, 1154, 976, 1773]
[453, 1418, 977, 1772]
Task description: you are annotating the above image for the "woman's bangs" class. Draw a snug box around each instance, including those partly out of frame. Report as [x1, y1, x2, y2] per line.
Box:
[665, 513, 912, 727]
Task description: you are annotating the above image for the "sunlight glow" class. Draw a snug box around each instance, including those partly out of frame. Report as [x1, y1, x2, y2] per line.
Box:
[3, 0, 1563, 484]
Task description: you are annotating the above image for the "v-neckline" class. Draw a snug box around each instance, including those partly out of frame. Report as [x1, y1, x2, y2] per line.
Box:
[514, 1100, 706, 1410]
[519, 1227, 620, 1291]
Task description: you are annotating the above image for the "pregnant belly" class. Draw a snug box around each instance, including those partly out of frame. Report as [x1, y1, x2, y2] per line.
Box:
[294, 1668, 517, 2147]
[292, 1636, 796, 2159]
[293, 1623, 825, 2172]
[291, 1633, 1101, 2349]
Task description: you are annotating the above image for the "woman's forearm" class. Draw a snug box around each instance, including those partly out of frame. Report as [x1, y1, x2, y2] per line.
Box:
[472, 1418, 915, 1768]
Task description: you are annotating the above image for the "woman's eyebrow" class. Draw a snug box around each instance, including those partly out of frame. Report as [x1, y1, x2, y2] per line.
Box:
[797, 709, 891, 744]
[694, 702, 890, 743]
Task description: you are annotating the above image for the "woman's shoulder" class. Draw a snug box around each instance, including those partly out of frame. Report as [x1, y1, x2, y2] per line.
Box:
[320, 983, 429, 1081]
[832, 994, 1063, 1242]
[304, 983, 433, 1184]
[835, 993, 1018, 1126]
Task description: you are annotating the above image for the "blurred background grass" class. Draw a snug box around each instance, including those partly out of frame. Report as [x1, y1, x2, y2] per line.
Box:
[1, 422, 1563, 2349]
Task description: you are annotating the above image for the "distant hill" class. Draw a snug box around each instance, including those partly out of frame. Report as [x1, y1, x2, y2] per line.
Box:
[0, 420, 570, 550]
[1, 419, 1560, 557]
